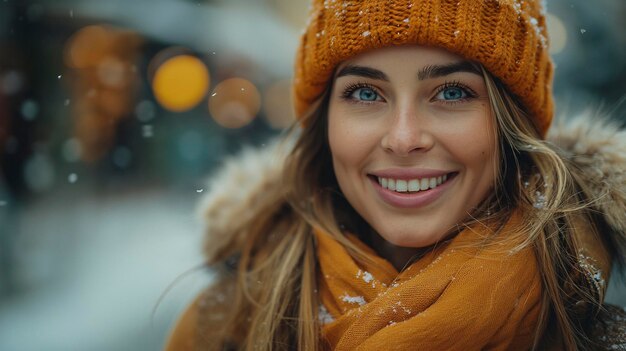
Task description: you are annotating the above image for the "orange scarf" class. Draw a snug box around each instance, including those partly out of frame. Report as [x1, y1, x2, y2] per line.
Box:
[315, 216, 542, 350]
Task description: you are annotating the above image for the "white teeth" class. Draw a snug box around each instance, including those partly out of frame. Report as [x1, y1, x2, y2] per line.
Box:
[429, 177, 437, 189]
[376, 174, 450, 193]
[420, 178, 429, 190]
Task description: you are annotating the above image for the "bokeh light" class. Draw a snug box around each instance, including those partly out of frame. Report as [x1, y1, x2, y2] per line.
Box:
[112, 146, 132, 169]
[65, 25, 113, 69]
[62, 138, 83, 163]
[177, 130, 203, 161]
[208, 78, 260, 129]
[97, 57, 129, 89]
[134, 100, 156, 122]
[151, 54, 210, 112]
[63, 25, 142, 163]
[20, 100, 39, 121]
[263, 79, 294, 129]
[23, 153, 55, 193]
[546, 13, 567, 55]
[1, 70, 24, 96]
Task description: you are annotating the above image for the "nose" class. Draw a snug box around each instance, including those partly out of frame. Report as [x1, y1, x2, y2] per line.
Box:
[381, 104, 434, 156]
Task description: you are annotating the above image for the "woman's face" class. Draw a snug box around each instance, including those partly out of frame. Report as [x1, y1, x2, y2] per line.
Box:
[328, 45, 498, 248]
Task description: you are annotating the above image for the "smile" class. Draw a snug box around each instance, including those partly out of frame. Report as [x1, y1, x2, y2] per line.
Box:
[368, 172, 457, 208]
[377, 174, 448, 193]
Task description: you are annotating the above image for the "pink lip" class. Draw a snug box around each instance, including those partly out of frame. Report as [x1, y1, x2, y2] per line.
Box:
[369, 168, 451, 180]
[368, 172, 456, 208]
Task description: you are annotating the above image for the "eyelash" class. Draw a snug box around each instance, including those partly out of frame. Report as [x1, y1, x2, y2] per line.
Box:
[340, 81, 478, 105]
[432, 81, 477, 105]
[340, 83, 382, 104]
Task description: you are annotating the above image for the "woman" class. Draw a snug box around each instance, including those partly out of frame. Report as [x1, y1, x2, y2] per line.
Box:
[166, 0, 626, 350]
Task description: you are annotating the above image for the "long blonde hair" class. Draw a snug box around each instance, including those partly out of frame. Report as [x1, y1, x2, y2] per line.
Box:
[198, 66, 613, 350]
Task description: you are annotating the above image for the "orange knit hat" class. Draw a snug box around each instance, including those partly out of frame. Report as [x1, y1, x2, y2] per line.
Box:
[293, 0, 554, 136]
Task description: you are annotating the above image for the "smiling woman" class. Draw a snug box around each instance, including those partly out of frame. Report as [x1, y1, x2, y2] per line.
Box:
[165, 0, 626, 350]
[328, 47, 498, 256]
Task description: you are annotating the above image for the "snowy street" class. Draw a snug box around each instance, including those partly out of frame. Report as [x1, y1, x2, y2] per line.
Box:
[0, 186, 211, 351]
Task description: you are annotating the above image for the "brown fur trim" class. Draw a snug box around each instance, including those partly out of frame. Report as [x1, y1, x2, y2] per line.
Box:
[197, 140, 289, 262]
[548, 114, 626, 235]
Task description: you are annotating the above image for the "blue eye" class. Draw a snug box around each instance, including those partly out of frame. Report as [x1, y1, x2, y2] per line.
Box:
[341, 83, 384, 104]
[353, 87, 379, 101]
[437, 86, 467, 101]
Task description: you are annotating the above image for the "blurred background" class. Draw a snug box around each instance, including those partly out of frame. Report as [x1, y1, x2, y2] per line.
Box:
[0, 0, 624, 350]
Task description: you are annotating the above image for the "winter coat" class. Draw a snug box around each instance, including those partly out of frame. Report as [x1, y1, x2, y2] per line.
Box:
[164, 112, 626, 350]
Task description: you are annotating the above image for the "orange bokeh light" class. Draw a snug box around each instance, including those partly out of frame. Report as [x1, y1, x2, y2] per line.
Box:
[209, 78, 261, 129]
[151, 54, 210, 112]
[65, 25, 111, 69]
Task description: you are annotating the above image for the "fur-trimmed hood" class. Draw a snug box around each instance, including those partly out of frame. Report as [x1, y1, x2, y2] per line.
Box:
[547, 116, 626, 235]
[198, 112, 626, 273]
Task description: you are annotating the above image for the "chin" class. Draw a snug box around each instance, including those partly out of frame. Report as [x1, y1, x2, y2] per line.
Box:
[379, 230, 442, 249]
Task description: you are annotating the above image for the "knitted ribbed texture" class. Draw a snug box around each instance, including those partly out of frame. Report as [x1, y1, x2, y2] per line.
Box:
[314, 212, 542, 349]
[293, 0, 554, 136]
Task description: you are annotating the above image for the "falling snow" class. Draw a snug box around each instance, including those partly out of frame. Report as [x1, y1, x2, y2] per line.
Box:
[533, 191, 546, 209]
[319, 305, 335, 324]
[341, 294, 366, 306]
[395, 301, 412, 314]
[578, 253, 606, 292]
[512, 1, 522, 15]
[356, 269, 374, 283]
[362, 271, 373, 283]
[529, 17, 538, 26]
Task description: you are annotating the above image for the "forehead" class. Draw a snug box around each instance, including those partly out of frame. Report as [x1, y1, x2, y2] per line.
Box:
[336, 45, 467, 72]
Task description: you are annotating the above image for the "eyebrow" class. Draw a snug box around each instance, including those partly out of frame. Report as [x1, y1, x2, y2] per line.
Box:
[336, 65, 389, 81]
[417, 61, 482, 80]
[335, 60, 481, 81]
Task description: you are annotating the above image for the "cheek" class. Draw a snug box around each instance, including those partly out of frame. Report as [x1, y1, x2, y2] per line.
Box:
[327, 107, 381, 213]
[444, 110, 498, 180]
[327, 108, 376, 172]
[463, 117, 499, 190]
[327, 110, 356, 190]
